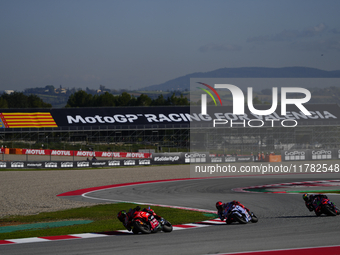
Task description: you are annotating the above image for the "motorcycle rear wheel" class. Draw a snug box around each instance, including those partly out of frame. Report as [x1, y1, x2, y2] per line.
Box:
[133, 221, 152, 234]
[232, 213, 247, 224]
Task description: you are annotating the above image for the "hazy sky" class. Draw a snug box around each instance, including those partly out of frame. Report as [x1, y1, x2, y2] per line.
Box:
[1, 0, 340, 91]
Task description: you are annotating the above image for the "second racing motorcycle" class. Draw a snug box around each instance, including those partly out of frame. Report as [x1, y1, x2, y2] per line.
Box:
[226, 205, 258, 224]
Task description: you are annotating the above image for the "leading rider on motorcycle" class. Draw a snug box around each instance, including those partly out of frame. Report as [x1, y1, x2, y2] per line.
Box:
[216, 200, 251, 223]
[302, 193, 340, 216]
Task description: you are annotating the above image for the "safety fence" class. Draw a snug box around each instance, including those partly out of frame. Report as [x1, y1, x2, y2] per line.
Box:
[1, 150, 340, 168]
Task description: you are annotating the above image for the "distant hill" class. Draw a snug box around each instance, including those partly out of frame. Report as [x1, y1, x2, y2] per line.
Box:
[142, 66, 340, 91]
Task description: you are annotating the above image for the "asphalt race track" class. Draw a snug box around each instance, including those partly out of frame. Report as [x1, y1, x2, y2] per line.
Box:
[2, 172, 340, 255]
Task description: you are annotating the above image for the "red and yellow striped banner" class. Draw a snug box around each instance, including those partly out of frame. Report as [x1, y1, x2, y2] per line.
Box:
[0, 112, 58, 128]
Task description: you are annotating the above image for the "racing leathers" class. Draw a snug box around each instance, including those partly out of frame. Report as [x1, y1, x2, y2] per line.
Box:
[120, 206, 141, 231]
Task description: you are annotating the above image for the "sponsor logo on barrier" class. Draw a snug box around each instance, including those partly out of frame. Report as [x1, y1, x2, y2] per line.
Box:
[211, 157, 222, 163]
[312, 150, 332, 160]
[100, 152, 149, 158]
[101, 152, 121, 157]
[91, 161, 106, 166]
[51, 150, 72, 156]
[139, 159, 151, 165]
[11, 162, 24, 168]
[108, 160, 120, 166]
[185, 153, 206, 163]
[284, 151, 305, 161]
[25, 149, 46, 155]
[27, 163, 43, 167]
[225, 157, 236, 162]
[285, 151, 306, 156]
[61, 162, 73, 168]
[124, 160, 135, 165]
[185, 153, 206, 158]
[77, 162, 90, 167]
[237, 156, 254, 162]
[76, 151, 95, 157]
[45, 162, 58, 168]
[154, 156, 180, 162]
[0, 162, 7, 167]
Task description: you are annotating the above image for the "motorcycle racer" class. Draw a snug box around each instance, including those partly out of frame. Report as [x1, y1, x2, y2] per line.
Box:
[117, 206, 141, 231]
[216, 200, 252, 223]
[302, 193, 340, 216]
[117, 206, 164, 231]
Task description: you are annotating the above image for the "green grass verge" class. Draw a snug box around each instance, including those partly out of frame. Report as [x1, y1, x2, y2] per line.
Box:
[0, 203, 216, 240]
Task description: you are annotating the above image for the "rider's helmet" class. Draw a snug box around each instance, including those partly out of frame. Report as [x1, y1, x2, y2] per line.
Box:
[216, 201, 223, 211]
[117, 210, 127, 222]
[302, 194, 309, 202]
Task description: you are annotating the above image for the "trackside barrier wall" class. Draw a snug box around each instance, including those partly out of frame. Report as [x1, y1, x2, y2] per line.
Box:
[17, 149, 151, 158]
[1, 159, 153, 169]
[4, 150, 340, 168]
[2, 153, 255, 168]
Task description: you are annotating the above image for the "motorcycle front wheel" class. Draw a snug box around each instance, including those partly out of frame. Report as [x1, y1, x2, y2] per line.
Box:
[232, 213, 247, 224]
[322, 205, 337, 216]
[250, 213, 258, 223]
[162, 221, 173, 232]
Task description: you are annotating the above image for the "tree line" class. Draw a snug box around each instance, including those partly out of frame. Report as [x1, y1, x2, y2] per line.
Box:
[0, 90, 189, 108]
[0, 92, 52, 108]
[65, 91, 189, 107]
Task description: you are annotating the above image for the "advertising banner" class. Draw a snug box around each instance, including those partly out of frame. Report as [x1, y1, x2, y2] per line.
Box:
[60, 162, 74, 168]
[76, 161, 90, 168]
[90, 161, 108, 167]
[236, 156, 255, 162]
[21, 149, 151, 158]
[2, 104, 340, 130]
[282, 149, 336, 161]
[224, 156, 237, 163]
[151, 153, 185, 164]
[282, 150, 307, 161]
[184, 152, 209, 163]
[108, 160, 122, 166]
[310, 149, 333, 160]
[25, 162, 44, 168]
